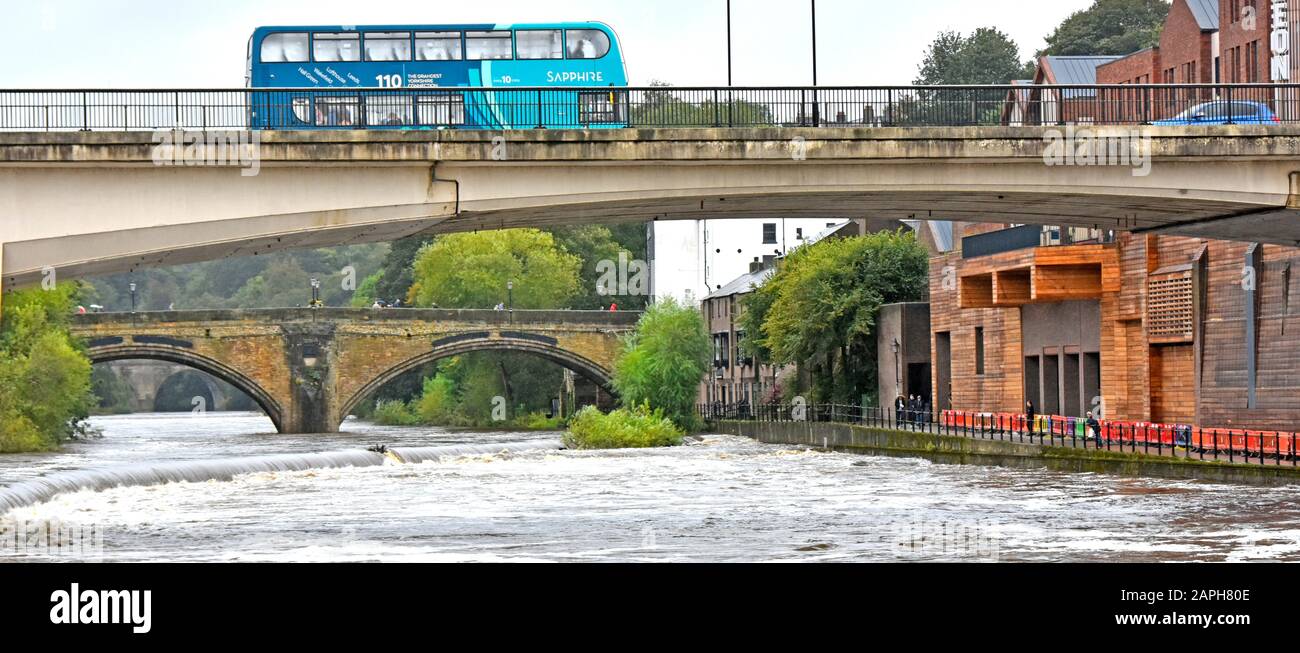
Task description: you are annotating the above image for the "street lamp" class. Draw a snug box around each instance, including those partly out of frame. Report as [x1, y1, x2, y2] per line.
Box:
[129, 281, 137, 313]
[726, 0, 733, 86]
[810, 0, 820, 125]
[891, 337, 901, 394]
[310, 278, 320, 308]
[507, 280, 514, 323]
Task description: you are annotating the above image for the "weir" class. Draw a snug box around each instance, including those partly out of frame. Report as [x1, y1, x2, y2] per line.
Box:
[0, 440, 565, 515]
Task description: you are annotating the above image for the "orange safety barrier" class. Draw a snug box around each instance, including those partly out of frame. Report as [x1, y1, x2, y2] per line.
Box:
[937, 410, 1298, 458]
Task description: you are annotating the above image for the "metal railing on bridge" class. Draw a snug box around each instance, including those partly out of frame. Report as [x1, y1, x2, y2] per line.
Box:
[4, 84, 1300, 131]
[699, 402, 1300, 466]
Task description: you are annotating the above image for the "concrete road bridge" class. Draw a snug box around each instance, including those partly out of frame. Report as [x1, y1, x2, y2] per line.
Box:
[6, 85, 1300, 294]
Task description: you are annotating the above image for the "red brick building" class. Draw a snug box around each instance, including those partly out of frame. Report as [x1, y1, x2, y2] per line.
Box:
[932, 223, 1300, 430]
[945, 1, 1300, 430]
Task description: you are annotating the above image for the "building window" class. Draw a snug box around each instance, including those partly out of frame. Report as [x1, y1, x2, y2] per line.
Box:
[796, 228, 804, 240]
[762, 223, 777, 244]
[1248, 41, 1260, 82]
[974, 327, 985, 375]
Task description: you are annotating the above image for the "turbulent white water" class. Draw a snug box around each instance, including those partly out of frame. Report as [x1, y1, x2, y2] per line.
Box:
[3, 412, 1300, 562]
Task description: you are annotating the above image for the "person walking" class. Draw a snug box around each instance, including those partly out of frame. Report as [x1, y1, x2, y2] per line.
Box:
[894, 395, 906, 428]
[1085, 411, 1101, 440]
[1025, 400, 1036, 435]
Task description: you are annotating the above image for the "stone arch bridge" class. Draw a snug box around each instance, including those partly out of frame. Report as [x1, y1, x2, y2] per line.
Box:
[70, 308, 637, 433]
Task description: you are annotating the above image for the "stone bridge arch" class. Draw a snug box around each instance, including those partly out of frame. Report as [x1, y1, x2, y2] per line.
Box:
[335, 332, 618, 428]
[86, 343, 285, 432]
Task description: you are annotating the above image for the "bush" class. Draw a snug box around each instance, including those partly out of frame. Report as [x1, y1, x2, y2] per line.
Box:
[562, 405, 683, 450]
[612, 298, 710, 430]
[512, 412, 564, 431]
[372, 399, 420, 426]
[0, 285, 94, 452]
[413, 375, 458, 424]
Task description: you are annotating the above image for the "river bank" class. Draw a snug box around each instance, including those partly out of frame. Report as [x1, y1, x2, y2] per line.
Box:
[713, 420, 1300, 486]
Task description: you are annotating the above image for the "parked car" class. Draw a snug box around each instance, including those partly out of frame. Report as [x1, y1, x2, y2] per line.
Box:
[1151, 100, 1280, 125]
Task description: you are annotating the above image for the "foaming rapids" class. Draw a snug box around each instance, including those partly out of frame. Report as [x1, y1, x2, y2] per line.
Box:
[0, 441, 564, 515]
[388, 440, 563, 464]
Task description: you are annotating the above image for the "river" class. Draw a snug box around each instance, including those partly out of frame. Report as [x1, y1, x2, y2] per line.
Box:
[2, 412, 1299, 562]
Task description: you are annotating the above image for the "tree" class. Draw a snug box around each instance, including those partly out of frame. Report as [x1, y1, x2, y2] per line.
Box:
[612, 298, 711, 429]
[408, 229, 581, 309]
[1039, 0, 1170, 57]
[0, 284, 94, 452]
[906, 28, 1036, 126]
[630, 80, 776, 127]
[915, 28, 1034, 86]
[745, 231, 929, 405]
[550, 224, 649, 311]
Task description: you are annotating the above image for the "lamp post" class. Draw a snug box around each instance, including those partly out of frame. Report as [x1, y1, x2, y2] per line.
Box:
[811, 0, 818, 86]
[726, 0, 733, 86]
[507, 280, 514, 324]
[129, 281, 137, 313]
[810, 0, 820, 126]
[310, 278, 320, 307]
[891, 337, 901, 395]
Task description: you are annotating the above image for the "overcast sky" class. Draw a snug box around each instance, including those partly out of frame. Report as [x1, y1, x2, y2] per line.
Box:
[4, 0, 1097, 87]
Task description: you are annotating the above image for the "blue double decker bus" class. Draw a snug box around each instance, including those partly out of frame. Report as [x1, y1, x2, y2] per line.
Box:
[246, 22, 629, 129]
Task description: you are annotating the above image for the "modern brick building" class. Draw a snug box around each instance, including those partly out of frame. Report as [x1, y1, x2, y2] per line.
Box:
[939, 0, 1300, 430]
[931, 222, 1300, 430]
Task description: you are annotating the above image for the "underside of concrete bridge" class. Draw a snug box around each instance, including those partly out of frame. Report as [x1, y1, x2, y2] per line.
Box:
[4, 126, 1300, 290]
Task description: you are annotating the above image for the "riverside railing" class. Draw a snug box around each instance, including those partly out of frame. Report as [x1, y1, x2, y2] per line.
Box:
[699, 403, 1300, 466]
[3, 84, 1300, 131]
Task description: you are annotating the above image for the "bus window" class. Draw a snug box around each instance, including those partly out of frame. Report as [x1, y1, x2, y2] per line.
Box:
[261, 32, 308, 63]
[368, 95, 412, 126]
[466, 30, 512, 60]
[416, 31, 462, 61]
[418, 94, 465, 126]
[313, 32, 360, 62]
[517, 30, 562, 60]
[316, 96, 359, 126]
[365, 32, 411, 61]
[565, 29, 610, 59]
[291, 97, 312, 124]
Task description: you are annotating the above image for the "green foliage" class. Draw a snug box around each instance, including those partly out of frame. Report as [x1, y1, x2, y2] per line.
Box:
[351, 271, 383, 308]
[915, 28, 1034, 86]
[413, 374, 459, 424]
[745, 231, 929, 405]
[408, 229, 581, 309]
[83, 244, 389, 311]
[372, 399, 421, 426]
[375, 236, 431, 305]
[0, 285, 95, 452]
[1039, 0, 1170, 57]
[562, 405, 683, 450]
[901, 27, 1036, 126]
[549, 224, 649, 311]
[612, 298, 710, 429]
[90, 366, 134, 415]
[630, 82, 775, 127]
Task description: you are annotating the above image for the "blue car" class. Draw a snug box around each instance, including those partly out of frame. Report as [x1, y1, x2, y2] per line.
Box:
[1152, 100, 1280, 125]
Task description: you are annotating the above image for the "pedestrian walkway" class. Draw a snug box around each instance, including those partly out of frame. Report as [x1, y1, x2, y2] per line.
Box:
[699, 404, 1300, 468]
